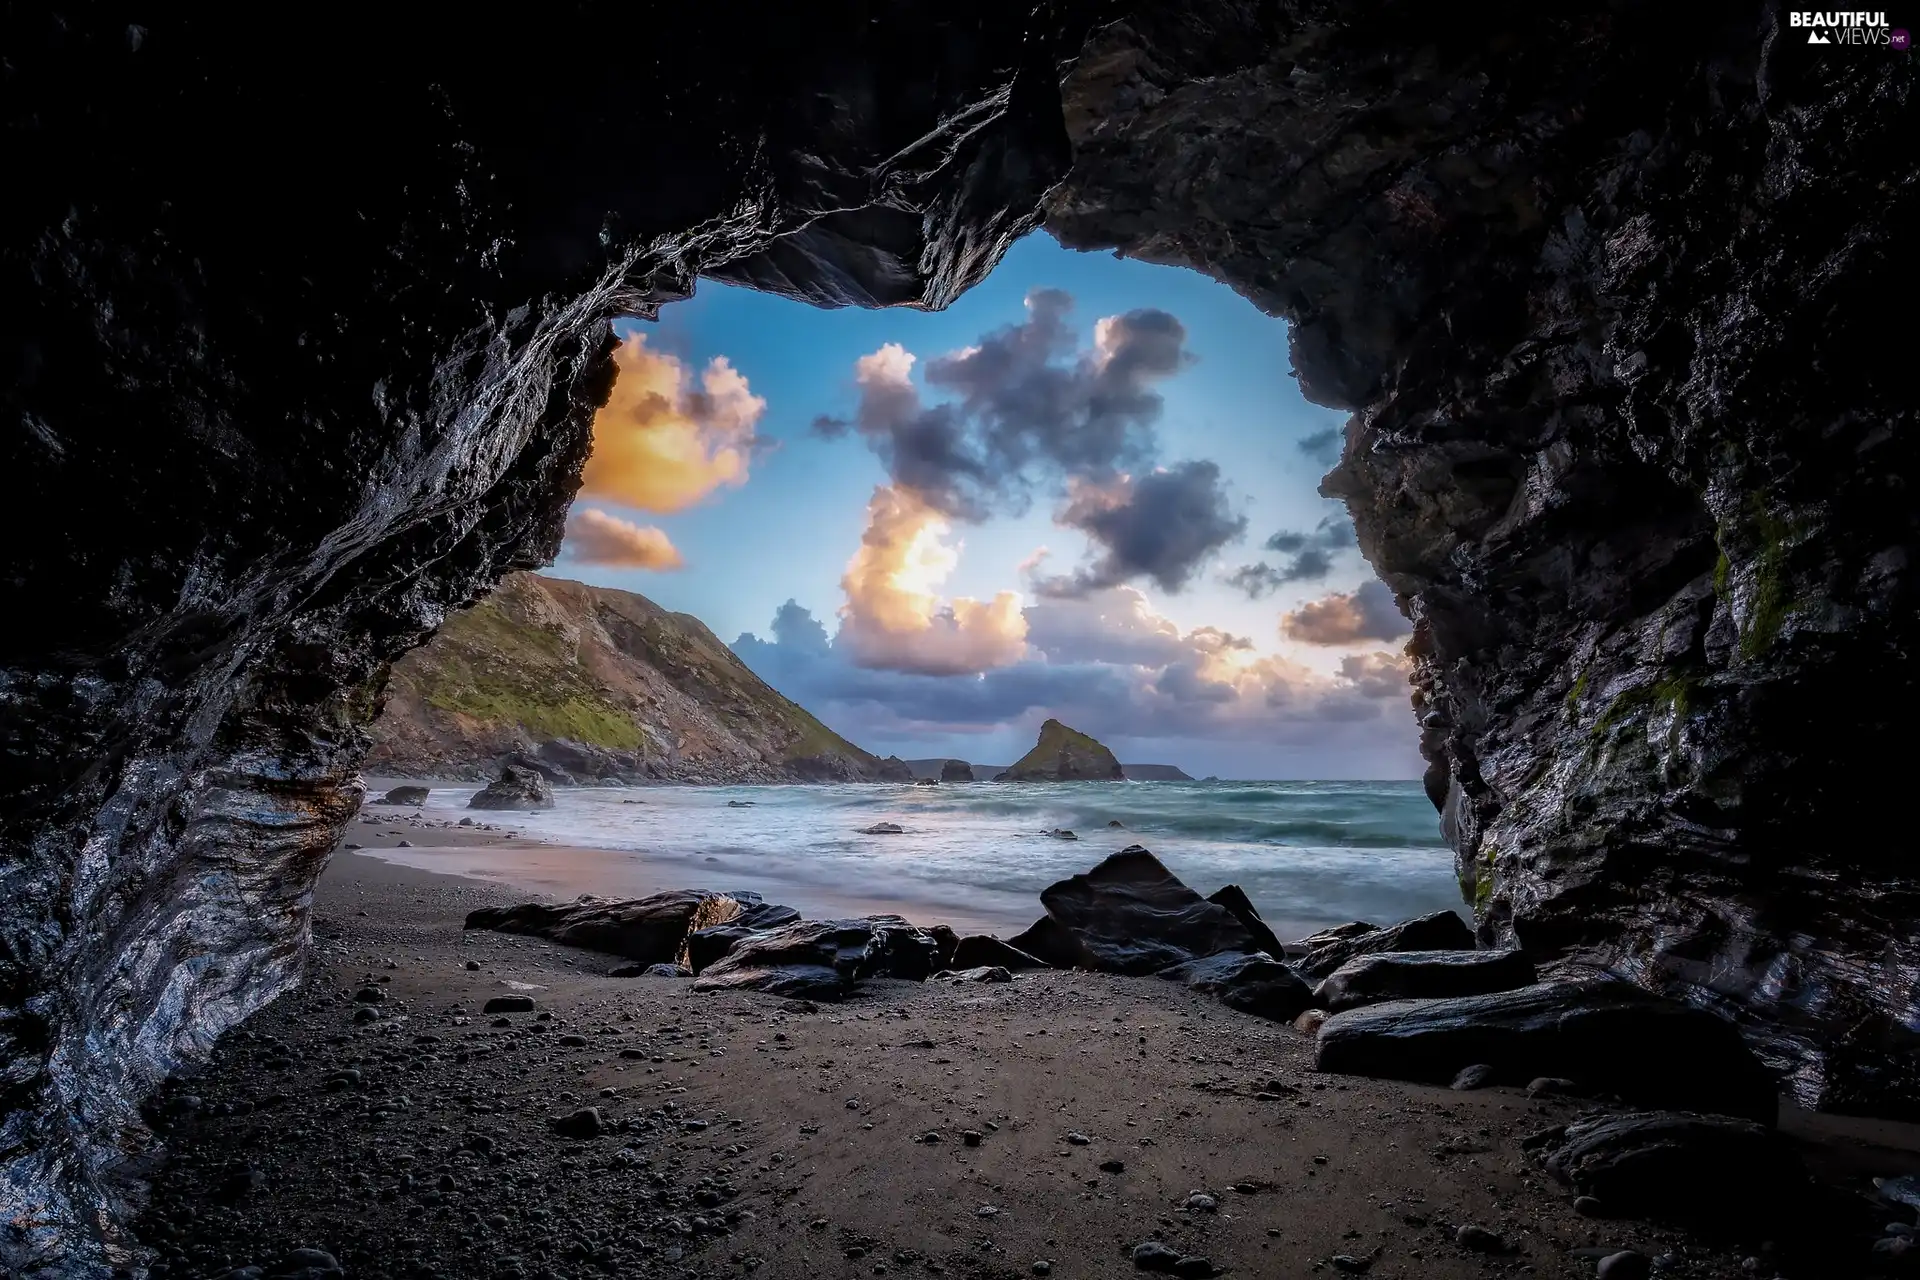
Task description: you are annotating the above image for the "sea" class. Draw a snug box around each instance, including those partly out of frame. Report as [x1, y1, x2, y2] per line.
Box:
[365, 779, 1465, 942]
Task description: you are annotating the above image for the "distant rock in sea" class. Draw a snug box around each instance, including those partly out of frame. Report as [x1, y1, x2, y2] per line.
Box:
[940, 759, 975, 783]
[994, 719, 1124, 782]
[1120, 763, 1193, 781]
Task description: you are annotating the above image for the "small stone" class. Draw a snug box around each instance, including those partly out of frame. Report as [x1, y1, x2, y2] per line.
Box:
[1066, 1131, 1091, 1145]
[1133, 1241, 1182, 1272]
[1574, 1195, 1607, 1217]
[921, 1131, 942, 1143]
[352, 1007, 378, 1025]
[1455, 1225, 1504, 1253]
[976, 1204, 999, 1218]
[1331, 1257, 1372, 1275]
[465, 960, 480, 971]
[483, 995, 535, 1014]
[549, 1107, 603, 1138]
[1172, 1256, 1216, 1278]
[558, 1034, 588, 1047]
[1451, 1063, 1497, 1091]
[1597, 1252, 1652, 1280]
[1100, 1159, 1126, 1173]
[1293, 1009, 1328, 1035]
[962, 1130, 983, 1147]
[1184, 1192, 1217, 1212]
[352, 986, 386, 1004]
[1526, 1075, 1578, 1098]
[1033, 1263, 1053, 1276]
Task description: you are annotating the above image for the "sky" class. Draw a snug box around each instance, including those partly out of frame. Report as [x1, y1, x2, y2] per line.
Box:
[552, 232, 1422, 779]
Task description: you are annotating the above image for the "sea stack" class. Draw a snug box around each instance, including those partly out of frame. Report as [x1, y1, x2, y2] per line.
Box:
[994, 719, 1124, 782]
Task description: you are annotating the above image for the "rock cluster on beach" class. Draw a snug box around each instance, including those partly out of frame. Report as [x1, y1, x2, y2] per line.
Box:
[467, 764, 556, 812]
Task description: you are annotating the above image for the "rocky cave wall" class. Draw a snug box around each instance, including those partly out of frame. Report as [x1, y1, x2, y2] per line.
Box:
[1046, 3, 1917, 1115]
[1, 2, 1913, 1274]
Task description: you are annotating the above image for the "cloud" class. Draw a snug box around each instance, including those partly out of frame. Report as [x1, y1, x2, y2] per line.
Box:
[835, 485, 1029, 676]
[821, 290, 1194, 519]
[561, 508, 685, 570]
[1281, 579, 1411, 646]
[1226, 514, 1356, 598]
[1298, 426, 1343, 465]
[1339, 651, 1412, 699]
[732, 586, 1412, 751]
[1037, 462, 1247, 596]
[579, 332, 766, 513]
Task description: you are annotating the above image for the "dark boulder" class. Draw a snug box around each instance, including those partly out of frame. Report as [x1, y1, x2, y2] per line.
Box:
[1029, 847, 1254, 975]
[1005, 916, 1082, 969]
[464, 889, 786, 966]
[1313, 948, 1536, 1012]
[1534, 1111, 1812, 1224]
[940, 759, 975, 783]
[1294, 910, 1473, 981]
[1157, 952, 1313, 1023]
[1315, 979, 1778, 1124]
[1295, 921, 1379, 950]
[374, 785, 430, 806]
[927, 924, 960, 970]
[950, 935, 1050, 971]
[691, 916, 941, 999]
[1205, 884, 1286, 960]
[681, 896, 804, 973]
[861, 822, 905, 835]
[467, 764, 555, 811]
[482, 996, 535, 1014]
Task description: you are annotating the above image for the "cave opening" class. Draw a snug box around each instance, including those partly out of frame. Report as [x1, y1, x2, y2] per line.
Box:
[5, 4, 1915, 1274]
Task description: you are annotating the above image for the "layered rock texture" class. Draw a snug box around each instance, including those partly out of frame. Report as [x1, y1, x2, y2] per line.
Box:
[4, 1, 1913, 1271]
[1046, 6, 1917, 1115]
[994, 717, 1125, 781]
[367, 572, 889, 783]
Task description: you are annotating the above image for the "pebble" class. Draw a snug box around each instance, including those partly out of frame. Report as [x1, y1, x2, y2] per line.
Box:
[1132, 1241, 1182, 1272]
[549, 1107, 603, 1138]
[1331, 1256, 1372, 1274]
[1526, 1076, 1578, 1098]
[1033, 1263, 1052, 1276]
[1184, 1192, 1217, 1213]
[464, 960, 480, 971]
[1066, 1132, 1091, 1145]
[963, 1131, 983, 1147]
[1293, 1009, 1327, 1035]
[1101, 1159, 1126, 1173]
[1451, 1063, 1497, 1091]
[1597, 1252, 1652, 1280]
[482, 995, 535, 1014]
[352, 986, 385, 1004]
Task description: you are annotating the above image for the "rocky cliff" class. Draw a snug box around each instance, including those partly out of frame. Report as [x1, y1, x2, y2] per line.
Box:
[996, 719, 1126, 782]
[366, 573, 889, 784]
[4, 3, 1913, 1272]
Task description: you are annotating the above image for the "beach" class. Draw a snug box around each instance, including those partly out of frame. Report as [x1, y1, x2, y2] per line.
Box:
[124, 810, 1920, 1280]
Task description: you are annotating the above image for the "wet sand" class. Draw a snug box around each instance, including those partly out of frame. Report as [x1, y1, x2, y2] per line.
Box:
[124, 816, 1920, 1280]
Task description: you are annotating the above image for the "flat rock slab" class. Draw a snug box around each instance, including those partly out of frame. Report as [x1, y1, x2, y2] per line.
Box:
[1030, 846, 1254, 976]
[1157, 951, 1312, 1023]
[691, 916, 941, 999]
[1314, 948, 1536, 1012]
[949, 934, 1049, 971]
[1315, 979, 1778, 1124]
[464, 889, 778, 966]
[1295, 910, 1473, 981]
[1535, 1110, 1810, 1223]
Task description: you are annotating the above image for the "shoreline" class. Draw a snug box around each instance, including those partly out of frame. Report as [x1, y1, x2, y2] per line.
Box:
[127, 845, 1920, 1280]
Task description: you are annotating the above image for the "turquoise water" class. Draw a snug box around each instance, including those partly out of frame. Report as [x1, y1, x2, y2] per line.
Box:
[392, 779, 1463, 941]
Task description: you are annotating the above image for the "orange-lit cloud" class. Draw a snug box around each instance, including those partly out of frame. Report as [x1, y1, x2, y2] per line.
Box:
[580, 333, 765, 513]
[563, 508, 685, 570]
[836, 485, 1029, 676]
[1281, 580, 1411, 646]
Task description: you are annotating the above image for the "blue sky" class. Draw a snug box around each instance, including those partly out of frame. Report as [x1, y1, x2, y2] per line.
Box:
[555, 232, 1421, 778]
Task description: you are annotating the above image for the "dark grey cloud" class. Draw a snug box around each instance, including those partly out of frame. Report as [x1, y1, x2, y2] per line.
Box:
[1298, 426, 1342, 464]
[1340, 651, 1411, 699]
[1282, 579, 1411, 646]
[1036, 461, 1247, 598]
[1226, 513, 1355, 598]
[769, 599, 829, 654]
[823, 290, 1195, 520]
